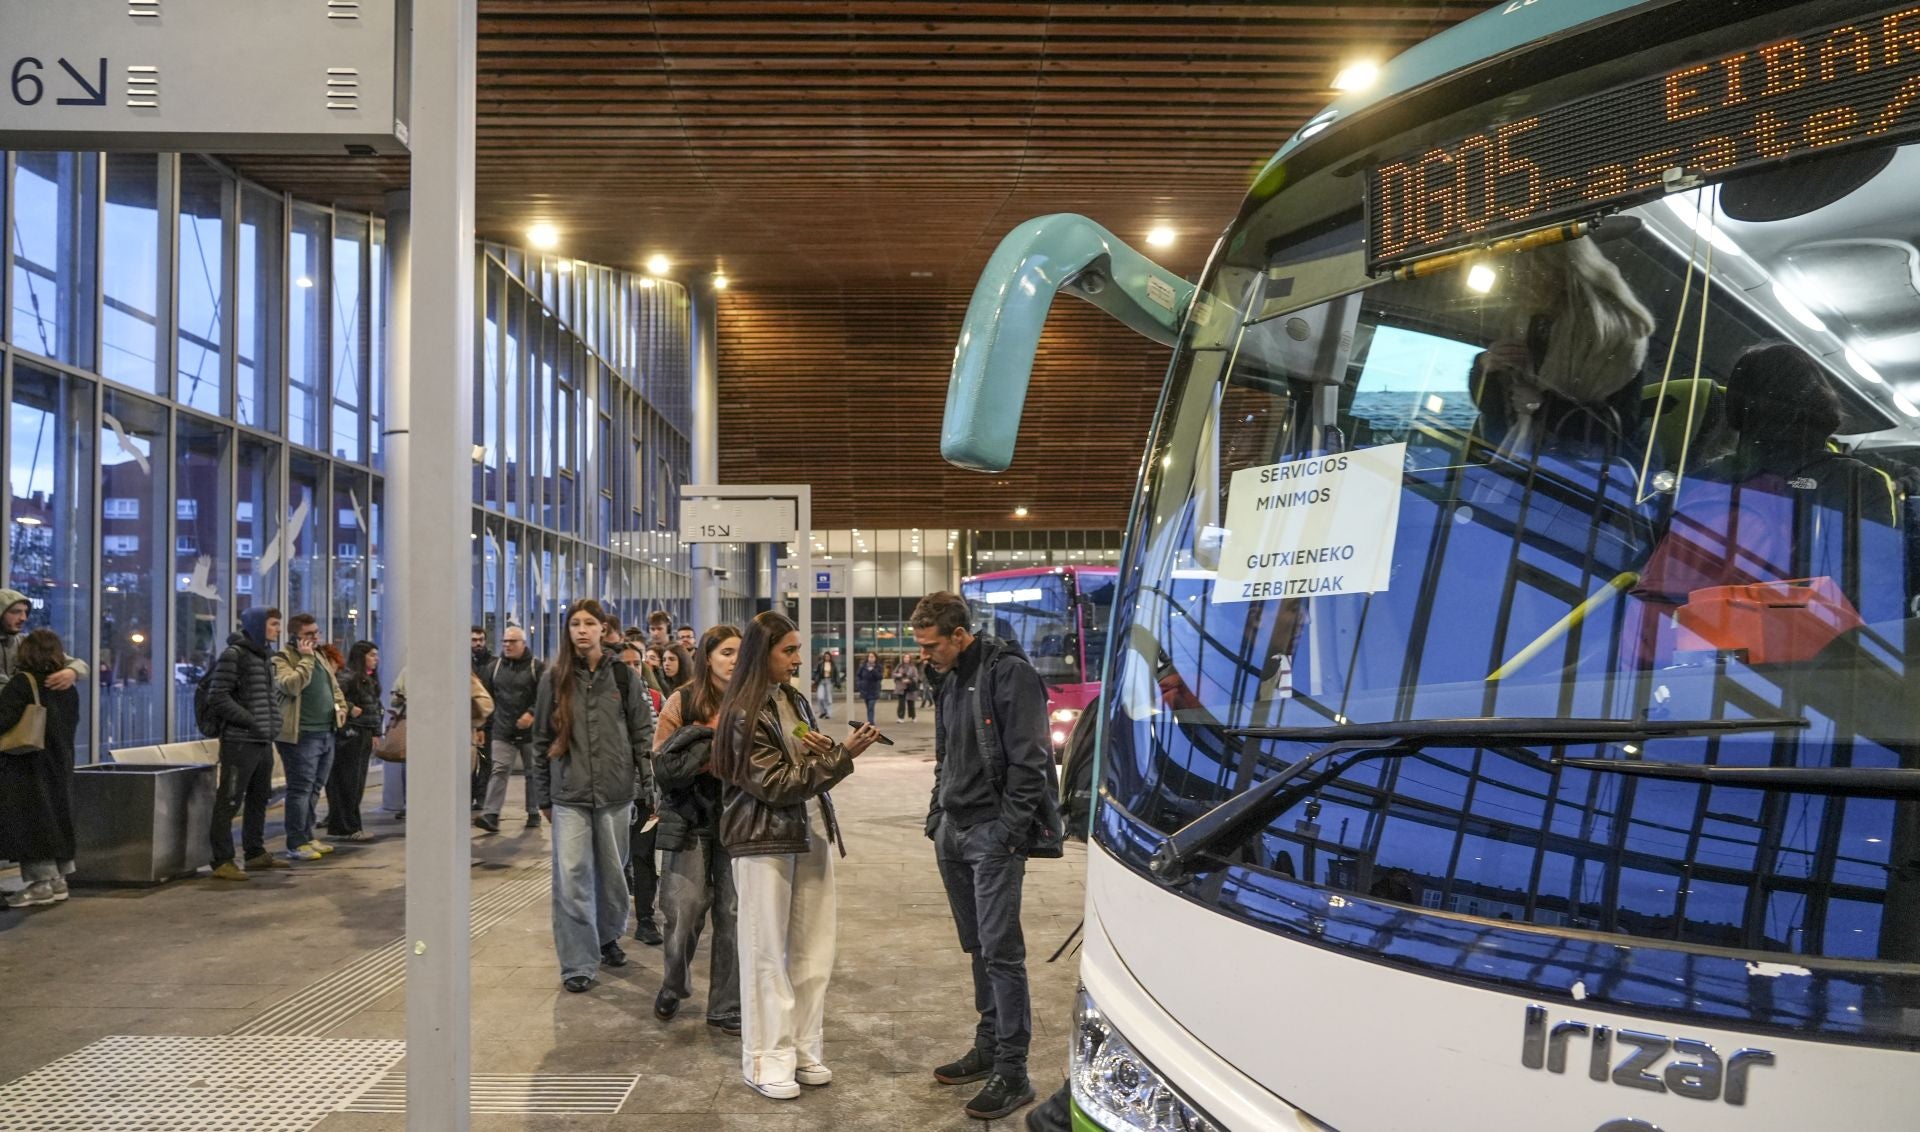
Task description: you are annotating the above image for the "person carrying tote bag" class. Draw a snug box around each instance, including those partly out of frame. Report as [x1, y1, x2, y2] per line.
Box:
[0, 630, 82, 909]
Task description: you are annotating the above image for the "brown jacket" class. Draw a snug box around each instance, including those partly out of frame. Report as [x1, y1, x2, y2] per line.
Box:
[719, 683, 853, 858]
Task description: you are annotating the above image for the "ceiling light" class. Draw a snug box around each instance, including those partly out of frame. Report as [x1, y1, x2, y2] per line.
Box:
[1331, 60, 1380, 93]
[639, 276, 657, 289]
[646, 254, 670, 276]
[1845, 348, 1885, 384]
[1466, 264, 1497, 294]
[712, 273, 729, 290]
[1661, 191, 1745, 258]
[527, 223, 560, 250]
[1894, 392, 1920, 418]
[13, 515, 42, 527]
[294, 276, 314, 289]
[1014, 506, 1029, 518]
[1772, 281, 1827, 332]
[1145, 226, 1176, 249]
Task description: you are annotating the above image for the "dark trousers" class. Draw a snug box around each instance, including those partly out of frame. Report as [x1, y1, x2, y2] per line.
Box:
[896, 692, 917, 721]
[936, 816, 1032, 1078]
[471, 740, 491, 809]
[659, 836, 740, 1019]
[210, 740, 274, 864]
[325, 732, 372, 835]
[629, 801, 660, 926]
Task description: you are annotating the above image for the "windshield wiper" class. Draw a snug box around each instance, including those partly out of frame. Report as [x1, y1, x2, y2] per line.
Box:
[1555, 757, 1920, 799]
[1148, 716, 1806, 882]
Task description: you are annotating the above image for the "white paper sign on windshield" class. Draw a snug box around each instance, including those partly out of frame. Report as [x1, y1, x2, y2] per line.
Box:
[1212, 442, 1406, 604]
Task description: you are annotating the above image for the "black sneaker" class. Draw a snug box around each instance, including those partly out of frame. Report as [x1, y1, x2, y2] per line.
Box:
[525, 812, 542, 829]
[964, 1073, 1035, 1121]
[474, 814, 500, 833]
[600, 941, 628, 968]
[934, 1046, 994, 1085]
[632, 919, 663, 946]
[654, 989, 680, 1021]
[707, 1013, 742, 1036]
[563, 975, 592, 993]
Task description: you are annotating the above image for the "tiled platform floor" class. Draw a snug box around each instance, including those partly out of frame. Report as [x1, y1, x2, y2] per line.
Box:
[0, 711, 1085, 1130]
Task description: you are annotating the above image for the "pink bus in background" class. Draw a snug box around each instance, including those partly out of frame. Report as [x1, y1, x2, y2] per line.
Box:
[960, 565, 1117, 750]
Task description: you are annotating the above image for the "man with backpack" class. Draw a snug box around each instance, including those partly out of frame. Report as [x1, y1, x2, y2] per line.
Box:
[477, 624, 544, 832]
[912, 590, 1065, 1123]
[203, 607, 286, 881]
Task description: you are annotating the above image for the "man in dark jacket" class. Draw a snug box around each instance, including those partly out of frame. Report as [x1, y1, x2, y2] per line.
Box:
[913, 590, 1063, 1122]
[477, 624, 543, 832]
[205, 606, 286, 881]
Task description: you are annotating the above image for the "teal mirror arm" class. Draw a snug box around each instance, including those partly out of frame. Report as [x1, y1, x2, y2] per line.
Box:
[942, 214, 1195, 472]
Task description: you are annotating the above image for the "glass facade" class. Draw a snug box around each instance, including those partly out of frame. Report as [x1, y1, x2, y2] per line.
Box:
[968, 528, 1123, 572]
[782, 528, 962, 670]
[1, 152, 701, 761]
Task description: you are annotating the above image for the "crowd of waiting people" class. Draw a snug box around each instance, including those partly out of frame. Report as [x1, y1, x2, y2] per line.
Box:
[0, 587, 1069, 1124]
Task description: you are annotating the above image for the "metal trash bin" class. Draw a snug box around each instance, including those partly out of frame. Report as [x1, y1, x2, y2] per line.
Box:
[70, 764, 216, 885]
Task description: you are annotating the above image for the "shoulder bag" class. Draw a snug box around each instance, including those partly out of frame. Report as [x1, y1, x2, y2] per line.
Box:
[0, 672, 47, 755]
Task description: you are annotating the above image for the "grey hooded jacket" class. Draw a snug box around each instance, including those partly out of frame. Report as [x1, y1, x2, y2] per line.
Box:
[0, 587, 90, 683]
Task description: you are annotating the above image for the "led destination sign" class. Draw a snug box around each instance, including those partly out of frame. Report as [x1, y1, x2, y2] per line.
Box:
[1367, 5, 1920, 267]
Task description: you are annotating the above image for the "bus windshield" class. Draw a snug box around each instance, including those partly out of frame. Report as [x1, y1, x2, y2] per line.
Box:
[1104, 140, 1920, 967]
[964, 572, 1085, 688]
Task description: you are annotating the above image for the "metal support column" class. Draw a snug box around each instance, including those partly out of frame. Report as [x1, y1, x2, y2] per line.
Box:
[380, 190, 411, 816]
[404, 0, 477, 1128]
[689, 282, 722, 631]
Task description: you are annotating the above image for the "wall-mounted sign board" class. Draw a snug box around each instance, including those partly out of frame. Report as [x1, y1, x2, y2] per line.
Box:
[0, 0, 409, 154]
[678, 494, 797, 544]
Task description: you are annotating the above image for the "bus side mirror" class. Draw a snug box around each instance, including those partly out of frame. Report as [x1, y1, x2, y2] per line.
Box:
[942, 213, 1196, 472]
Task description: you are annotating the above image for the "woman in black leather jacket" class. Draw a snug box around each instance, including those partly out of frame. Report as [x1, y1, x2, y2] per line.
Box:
[710, 611, 879, 1101]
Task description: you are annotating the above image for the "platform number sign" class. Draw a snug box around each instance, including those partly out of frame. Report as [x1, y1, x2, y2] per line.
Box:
[816, 572, 833, 592]
[9, 57, 108, 108]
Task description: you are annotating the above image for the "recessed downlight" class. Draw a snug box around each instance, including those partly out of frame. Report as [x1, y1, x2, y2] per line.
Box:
[527, 223, 560, 250]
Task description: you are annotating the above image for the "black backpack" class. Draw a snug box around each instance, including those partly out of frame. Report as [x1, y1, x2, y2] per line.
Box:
[193, 654, 228, 739]
[969, 639, 1067, 859]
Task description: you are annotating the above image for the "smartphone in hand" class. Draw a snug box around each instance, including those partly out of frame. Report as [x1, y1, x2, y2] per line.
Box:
[849, 721, 895, 747]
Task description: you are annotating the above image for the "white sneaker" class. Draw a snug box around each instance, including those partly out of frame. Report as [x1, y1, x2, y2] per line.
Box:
[5, 882, 56, 909]
[347, 830, 375, 842]
[50, 877, 70, 902]
[745, 1077, 800, 1101]
[795, 1064, 833, 1087]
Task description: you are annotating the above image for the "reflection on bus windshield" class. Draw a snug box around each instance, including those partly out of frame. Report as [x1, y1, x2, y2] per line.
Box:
[1108, 144, 1920, 965]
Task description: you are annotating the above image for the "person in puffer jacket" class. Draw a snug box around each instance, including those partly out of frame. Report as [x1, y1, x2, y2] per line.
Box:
[531, 598, 655, 994]
[649, 624, 742, 1033]
[204, 606, 286, 880]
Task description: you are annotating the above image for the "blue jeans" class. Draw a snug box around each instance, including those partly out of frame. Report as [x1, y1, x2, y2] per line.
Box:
[278, 731, 336, 851]
[551, 801, 633, 980]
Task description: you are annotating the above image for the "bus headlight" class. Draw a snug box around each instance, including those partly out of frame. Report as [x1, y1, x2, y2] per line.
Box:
[1072, 986, 1220, 1132]
[1051, 707, 1082, 725]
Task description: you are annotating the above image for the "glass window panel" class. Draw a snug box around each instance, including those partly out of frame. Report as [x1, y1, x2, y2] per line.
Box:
[482, 261, 502, 508]
[175, 157, 227, 415]
[100, 391, 170, 749]
[173, 417, 229, 740]
[10, 152, 97, 366]
[9, 363, 97, 762]
[102, 153, 165, 392]
[505, 284, 523, 517]
[288, 205, 329, 449]
[331, 214, 367, 461]
[368, 479, 384, 646]
[237, 186, 283, 430]
[287, 454, 326, 623]
[236, 437, 280, 615]
[333, 469, 368, 644]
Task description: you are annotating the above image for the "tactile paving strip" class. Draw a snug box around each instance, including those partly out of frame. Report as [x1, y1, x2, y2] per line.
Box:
[343, 1072, 641, 1115]
[0, 1035, 404, 1131]
[233, 863, 551, 1038]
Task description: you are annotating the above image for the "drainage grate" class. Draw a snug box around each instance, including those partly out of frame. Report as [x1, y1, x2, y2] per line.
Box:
[233, 864, 551, 1038]
[0, 1035, 404, 1131]
[342, 1072, 640, 1115]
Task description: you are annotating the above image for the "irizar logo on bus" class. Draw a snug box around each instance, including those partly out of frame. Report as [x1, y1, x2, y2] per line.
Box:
[1522, 1006, 1776, 1106]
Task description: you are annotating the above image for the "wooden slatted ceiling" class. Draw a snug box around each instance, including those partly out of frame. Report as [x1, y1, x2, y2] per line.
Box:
[717, 285, 1170, 528]
[226, 2, 1471, 527]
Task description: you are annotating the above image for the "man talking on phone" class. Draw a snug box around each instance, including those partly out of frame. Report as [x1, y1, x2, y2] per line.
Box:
[912, 590, 1065, 1122]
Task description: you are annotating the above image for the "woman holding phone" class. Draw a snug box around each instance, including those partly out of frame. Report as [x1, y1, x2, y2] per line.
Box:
[712, 611, 880, 1100]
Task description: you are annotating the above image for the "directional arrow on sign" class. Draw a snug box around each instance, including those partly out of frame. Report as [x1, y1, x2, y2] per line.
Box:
[56, 58, 106, 106]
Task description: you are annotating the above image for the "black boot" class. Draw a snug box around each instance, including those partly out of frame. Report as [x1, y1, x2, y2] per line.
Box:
[1026, 1083, 1074, 1132]
[933, 1046, 993, 1085]
[653, 989, 679, 1021]
[964, 1072, 1035, 1120]
[632, 918, 663, 946]
[600, 940, 628, 968]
